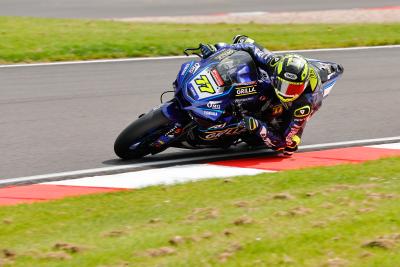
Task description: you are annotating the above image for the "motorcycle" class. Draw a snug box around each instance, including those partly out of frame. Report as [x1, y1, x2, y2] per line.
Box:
[114, 46, 342, 159]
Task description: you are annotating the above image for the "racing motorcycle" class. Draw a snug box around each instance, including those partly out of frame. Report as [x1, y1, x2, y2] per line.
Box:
[114, 46, 341, 159]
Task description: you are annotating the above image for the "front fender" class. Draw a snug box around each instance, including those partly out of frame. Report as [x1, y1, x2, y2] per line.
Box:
[160, 100, 189, 123]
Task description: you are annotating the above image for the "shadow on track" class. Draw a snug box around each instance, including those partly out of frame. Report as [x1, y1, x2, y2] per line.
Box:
[102, 144, 278, 168]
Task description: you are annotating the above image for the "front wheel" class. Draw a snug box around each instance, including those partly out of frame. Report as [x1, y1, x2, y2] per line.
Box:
[114, 108, 171, 159]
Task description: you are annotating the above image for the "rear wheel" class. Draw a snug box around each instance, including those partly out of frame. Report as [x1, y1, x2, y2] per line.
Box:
[114, 108, 171, 159]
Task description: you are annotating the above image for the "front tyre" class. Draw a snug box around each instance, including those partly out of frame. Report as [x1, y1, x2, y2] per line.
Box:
[114, 108, 171, 159]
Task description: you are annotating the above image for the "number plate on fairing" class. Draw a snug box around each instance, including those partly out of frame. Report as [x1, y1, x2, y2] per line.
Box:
[187, 69, 225, 101]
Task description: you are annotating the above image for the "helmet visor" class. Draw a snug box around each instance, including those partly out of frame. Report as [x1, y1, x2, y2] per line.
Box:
[274, 77, 308, 103]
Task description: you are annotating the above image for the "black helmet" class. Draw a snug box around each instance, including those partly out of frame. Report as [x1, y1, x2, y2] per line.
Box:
[271, 54, 310, 108]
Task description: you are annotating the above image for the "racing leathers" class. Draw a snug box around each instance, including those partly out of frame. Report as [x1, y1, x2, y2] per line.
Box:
[205, 39, 343, 154]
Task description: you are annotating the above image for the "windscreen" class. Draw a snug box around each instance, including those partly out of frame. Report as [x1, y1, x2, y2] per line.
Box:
[216, 51, 258, 85]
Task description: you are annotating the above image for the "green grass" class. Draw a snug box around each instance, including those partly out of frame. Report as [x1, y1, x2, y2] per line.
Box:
[0, 17, 400, 63]
[1, 157, 400, 266]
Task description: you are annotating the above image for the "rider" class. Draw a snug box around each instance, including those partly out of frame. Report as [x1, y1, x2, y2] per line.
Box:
[200, 35, 344, 155]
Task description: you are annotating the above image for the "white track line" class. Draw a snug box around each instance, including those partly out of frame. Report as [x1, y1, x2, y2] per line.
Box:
[44, 164, 270, 189]
[1, 136, 400, 186]
[368, 143, 400, 150]
[0, 45, 399, 69]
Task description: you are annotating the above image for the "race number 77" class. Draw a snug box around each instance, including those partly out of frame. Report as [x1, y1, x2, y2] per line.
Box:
[195, 75, 215, 94]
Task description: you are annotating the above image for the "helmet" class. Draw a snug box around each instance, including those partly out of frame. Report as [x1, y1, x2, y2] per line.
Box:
[271, 54, 310, 108]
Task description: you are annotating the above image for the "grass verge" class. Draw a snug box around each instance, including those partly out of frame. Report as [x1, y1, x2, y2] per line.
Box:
[0, 17, 399, 63]
[0, 157, 400, 266]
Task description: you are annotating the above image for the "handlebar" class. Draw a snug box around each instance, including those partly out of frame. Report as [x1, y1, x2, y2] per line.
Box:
[183, 45, 203, 58]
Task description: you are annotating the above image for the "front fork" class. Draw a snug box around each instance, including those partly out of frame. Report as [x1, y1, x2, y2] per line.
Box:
[148, 101, 189, 153]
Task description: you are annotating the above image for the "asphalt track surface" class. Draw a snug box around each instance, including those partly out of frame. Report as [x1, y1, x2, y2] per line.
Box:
[1, 0, 399, 18]
[1, 46, 400, 180]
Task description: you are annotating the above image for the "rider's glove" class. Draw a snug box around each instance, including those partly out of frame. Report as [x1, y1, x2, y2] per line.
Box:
[283, 135, 301, 156]
[200, 43, 217, 59]
[232, 35, 249, 44]
[239, 116, 261, 132]
[232, 35, 256, 45]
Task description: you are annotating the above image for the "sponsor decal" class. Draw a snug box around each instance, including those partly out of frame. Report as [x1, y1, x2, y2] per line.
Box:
[188, 86, 198, 99]
[206, 100, 222, 110]
[200, 127, 247, 140]
[271, 104, 284, 116]
[203, 110, 218, 117]
[235, 85, 257, 96]
[215, 49, 235, 61]
[211, 69, 224, 86]
[294, 105, 311, 118]
[284, 72, 298, 80]
[165, 125, 182, 137]
[189, 63, 200, 74]
[208, 123, 227, 130]
[269, 56, 281, 67]
[234, 97, 255, 104]
[309, 67, 319, 91]
[195, 75, 215, 94]
[181, 63, 190, 76]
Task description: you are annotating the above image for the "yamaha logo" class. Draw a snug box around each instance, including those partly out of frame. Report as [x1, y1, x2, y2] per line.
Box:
[284, 72, 298, 80]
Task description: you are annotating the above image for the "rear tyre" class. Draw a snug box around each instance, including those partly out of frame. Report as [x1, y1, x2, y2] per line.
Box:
[114, 108, 171, 159]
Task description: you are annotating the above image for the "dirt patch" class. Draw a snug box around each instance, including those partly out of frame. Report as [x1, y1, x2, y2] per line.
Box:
[312, 221, 327, 228]
[357, 184, 379, 190]
[2, 249, 16, 259]
[305, 192, 318, 197]
[145, 247, 176, 257]
[362, 238, 396, 249]
[148, 218, 162, 224]
[2, 218, 13, 225]
[187, 207, 219, 221]
[218, 242, 243, 262]
[366, 192, 397, 200]
[233, 215, 254, 225]
[168, 231, 214, 246]
[272, 192, 295, 200]
[357, 208, 375, 214]
[169, 236, 185, 246]
[275, 211, 290, 216]
[288, 206, 313, 216]
[53, 243, 88, 254]
[359, 251, 373, 258]
[103, 230, 128, 238]
[320, 202, 335, 209]
[201, 231, 213, 239]
[223, 229, 234, 236]
[233, 201, 250, 208]
[218, 252, 234, 263]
